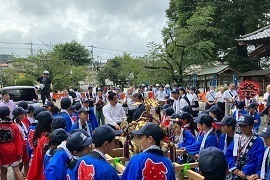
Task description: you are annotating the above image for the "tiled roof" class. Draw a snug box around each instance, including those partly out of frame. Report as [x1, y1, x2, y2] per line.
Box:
[239, 69, 270, 77]
[236, 25, 270, 43]
[198, 65, 231, 76]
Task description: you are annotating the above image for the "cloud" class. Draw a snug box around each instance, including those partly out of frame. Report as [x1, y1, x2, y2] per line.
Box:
[0, 0, 168, 59]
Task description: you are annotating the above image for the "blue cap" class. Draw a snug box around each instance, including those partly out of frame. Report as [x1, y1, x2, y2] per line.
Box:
[50, 128, 68, 144]
[36, 111, 53, 122]
[199, 147, 228, 178]
[78, 107, 90, 114]
[92, 125, 123, 146]
[18, 101, 28, 110]
[247, 103, 257, 109]
[215, 116, 237, 127]
[33, 107, 46, 119]
[237, 114, 254, 126]
[171, 89, 179, 94]
[43, 101, 54, 107]
[132, 122, 165, 142]
[52, 116, 67, 129]
[0, 106, 10, 117]
[194, 114, 214, 124]
[165, 107, 175, 116]
[258, 126, 270, 138]
[66, 132, 92, 153]
[12, 107, 28, 117]
[208, 105, 222, 115]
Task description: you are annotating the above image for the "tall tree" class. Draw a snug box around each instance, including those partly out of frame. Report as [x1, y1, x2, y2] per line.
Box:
[163, 0, 270, 75]
[6, 49, 87, 90]
[53, 40, 91, 66]
[146, 5, 218, 84]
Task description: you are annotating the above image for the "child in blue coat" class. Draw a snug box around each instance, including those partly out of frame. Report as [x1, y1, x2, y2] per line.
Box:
[225, 115, 264, 179]
[247, 103, 261, 133]
[250, 126, 270, 179]
[215, 116, 237, 153]
[179, 114, 218, 157]
[232, 101, 248, 121]
[44, 130, 92, 180]
[121, 123, 175, 180]
[73, 125, 123, 180]
[70, 107, 93, 137]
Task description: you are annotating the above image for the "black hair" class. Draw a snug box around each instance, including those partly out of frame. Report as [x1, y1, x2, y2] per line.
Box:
[146, 135, 161, 146]
[199, 121, 212, 128]
[93, 135, 115, 148]
[189, 117, 197, 137]
[0, 116, 11, 122]
[132, 93, 143, 100]
[211, 113, 223, 122]
[52, 105, 60, 114]
[72, 145, 89, 154]
[108, 93, 117, 101]
[33, 120, 52, 147]
[1, 90, 8, 96]
[74, 88, 78, 91]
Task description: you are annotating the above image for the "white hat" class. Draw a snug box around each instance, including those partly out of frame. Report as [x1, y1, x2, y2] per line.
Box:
[165, 84, 170, 88]
[43, 70, 49, 74]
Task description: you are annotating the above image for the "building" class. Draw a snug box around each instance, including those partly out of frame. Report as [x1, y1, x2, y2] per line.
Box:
[186, 65, 239, 92]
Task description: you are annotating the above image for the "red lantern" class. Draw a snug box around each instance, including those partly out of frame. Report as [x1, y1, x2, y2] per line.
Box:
[238, 81, 260, 99]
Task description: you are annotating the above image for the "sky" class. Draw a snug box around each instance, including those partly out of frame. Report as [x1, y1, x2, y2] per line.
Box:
[0, 0, 169, 62]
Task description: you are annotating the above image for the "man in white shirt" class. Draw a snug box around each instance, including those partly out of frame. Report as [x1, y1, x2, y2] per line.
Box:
[155, 86, 167, 101]
[205, 86, 216, 110]
[171, 88, 189, 114]
[187, 86, 199, 117]
[74, 88, 82, 103]
[215, 86, 225, 117]
[223, 84, 238, 116]
[102, 93, 126, 130]
[263, 85, 270, 106]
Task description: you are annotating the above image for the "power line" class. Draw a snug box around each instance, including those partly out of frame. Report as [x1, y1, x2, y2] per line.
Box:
[91, 46, 147, 54]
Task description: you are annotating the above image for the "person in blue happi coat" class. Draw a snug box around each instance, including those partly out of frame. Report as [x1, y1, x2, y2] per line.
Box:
[81, 98, 99, 130]
[44, 130, 92, 180]
[70, 107, 92, 137]
[121, 122, 175, 180]
[232, 101, 248, 121]
[73, 125, 122, 180]
[179, 113, 218, 157]
[225, 114, 264, 179]
[43, 128, 68, 169]
[58, 98, 73, 132]
[215, 116, 237, 153]
[250, 126, 270, 180]
[247, 103, 261, 133]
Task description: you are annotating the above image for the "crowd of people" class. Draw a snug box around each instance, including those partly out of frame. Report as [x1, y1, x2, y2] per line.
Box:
[1, 69, 270, 180]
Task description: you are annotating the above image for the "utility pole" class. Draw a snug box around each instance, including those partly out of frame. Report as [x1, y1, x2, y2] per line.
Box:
[89, 44, 94, 71]
[30, 40, 33, 55]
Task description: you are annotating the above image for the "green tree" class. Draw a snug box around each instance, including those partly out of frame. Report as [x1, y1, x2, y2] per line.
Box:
[164, 0, 270, 74]
[6, 49, 87, 90]
[146, 5, 218, 84]
[53, 40, 91, 66]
